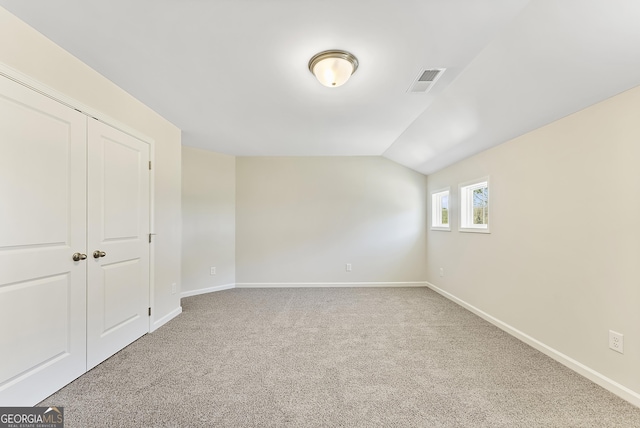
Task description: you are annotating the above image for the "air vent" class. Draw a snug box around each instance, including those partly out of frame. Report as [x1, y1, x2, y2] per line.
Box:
[408, 68, 445, 93]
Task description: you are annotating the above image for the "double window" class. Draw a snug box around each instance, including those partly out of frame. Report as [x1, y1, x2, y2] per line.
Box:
[430, 177, 490, 233]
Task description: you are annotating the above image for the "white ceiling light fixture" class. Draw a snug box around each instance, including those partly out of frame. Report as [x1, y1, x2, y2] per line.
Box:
[308, 50, 359, 88]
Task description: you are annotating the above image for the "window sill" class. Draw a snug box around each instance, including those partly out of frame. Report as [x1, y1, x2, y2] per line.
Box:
[459, 227, 490, 234]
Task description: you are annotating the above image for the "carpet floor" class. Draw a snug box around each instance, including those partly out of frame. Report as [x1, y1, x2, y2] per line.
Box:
[40, 287, 640, 427]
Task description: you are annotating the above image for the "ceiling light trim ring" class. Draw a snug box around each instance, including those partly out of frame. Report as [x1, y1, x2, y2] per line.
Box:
[308, 50, 359, 75]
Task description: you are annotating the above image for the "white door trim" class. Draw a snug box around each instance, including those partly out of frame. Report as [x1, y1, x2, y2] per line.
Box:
[0, 62, 155, 144]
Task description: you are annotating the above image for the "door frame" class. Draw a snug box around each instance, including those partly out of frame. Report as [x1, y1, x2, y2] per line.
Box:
[0, 62, 156, 333]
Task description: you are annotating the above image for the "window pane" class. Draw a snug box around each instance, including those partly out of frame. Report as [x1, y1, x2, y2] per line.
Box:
[441, 195, 448, 224]
[472, 187, 488, 225]
[431, 190, 450, 229]
[460, 180, 489, 231]
[484, 188, 488, 224]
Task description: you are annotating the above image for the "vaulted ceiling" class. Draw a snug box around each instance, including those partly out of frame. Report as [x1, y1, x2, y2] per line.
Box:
[2, 0, 640, 174]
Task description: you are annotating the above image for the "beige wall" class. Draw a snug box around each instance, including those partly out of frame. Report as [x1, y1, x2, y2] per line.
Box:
[0, 8, 182, 326]
[426, 85, 640, 398]
[236, 156, 428, 284]
[10, 0, 637, 402]
[182, 147, 236, 294]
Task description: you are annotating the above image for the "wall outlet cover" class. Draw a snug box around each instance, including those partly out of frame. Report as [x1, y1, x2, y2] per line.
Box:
[609, 330, 624, 354]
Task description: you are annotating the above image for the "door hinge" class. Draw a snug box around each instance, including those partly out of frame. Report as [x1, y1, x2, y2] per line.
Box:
[148, 307, 151, 317]
[149, 233, 156, 243]
[149, 161, 152, 170]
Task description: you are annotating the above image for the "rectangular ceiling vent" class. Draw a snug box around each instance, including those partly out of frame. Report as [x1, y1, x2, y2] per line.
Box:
[408, 68, 445, 93]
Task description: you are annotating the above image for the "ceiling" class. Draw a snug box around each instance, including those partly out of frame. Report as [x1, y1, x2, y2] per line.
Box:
[2, 0, 640, 174]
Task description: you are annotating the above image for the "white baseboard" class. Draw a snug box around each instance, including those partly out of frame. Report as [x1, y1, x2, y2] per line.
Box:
[180, 283, 235, 298]
[235, 281, 427, 288]
[425, 281, 640, 408]
[150, 306, 182, 333]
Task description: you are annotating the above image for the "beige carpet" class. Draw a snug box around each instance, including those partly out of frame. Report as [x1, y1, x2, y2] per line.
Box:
[40, 287, 640, 427]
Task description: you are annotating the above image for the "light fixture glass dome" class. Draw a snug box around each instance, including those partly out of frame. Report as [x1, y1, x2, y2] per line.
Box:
[309, 50, 359, 88]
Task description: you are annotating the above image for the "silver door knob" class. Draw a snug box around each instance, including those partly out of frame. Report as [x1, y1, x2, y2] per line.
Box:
[93, 250, 107, 259]
[72, 252, 87, 261]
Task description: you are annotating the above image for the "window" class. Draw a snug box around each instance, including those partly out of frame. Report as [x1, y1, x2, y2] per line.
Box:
[431, 188, 450, 231]
[460, 178, 489, 233]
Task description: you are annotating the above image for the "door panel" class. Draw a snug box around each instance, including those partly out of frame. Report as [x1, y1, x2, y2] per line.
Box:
[102, 260, 144, 330]
[102, 140, 144, 239]
[87, 120, 150, 370]
[0, 76, 87, 406]
[0, 274, 71, 382]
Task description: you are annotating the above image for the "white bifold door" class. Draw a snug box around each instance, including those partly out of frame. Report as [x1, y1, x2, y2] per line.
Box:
[0, 75, 88, 406]
[86, 120, 150, 370]
[0, 75, 150, 406]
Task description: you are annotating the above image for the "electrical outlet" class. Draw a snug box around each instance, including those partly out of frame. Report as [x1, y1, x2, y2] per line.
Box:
[439, 268, 444, 277]
[609, 330, 624, 354]
[346, 263, 352, 272]
[171, 283, 177, 295]
[210, 267, 216, 275]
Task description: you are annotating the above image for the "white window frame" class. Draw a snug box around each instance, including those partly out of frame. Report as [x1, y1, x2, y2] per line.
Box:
[431, 188, 451, 231]
[459, 177, 490, 233]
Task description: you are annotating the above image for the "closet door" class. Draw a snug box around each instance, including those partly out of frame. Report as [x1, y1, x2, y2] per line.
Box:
[0, 76, 88, 405]
[86, 119, 150, 370]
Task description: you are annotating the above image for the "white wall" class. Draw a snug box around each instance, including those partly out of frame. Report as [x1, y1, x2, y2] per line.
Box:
[182, 146, 236, 295]
[236, 156, 428, 285]
[0, 7, 182, 327]
[426, 84, 640, 402]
